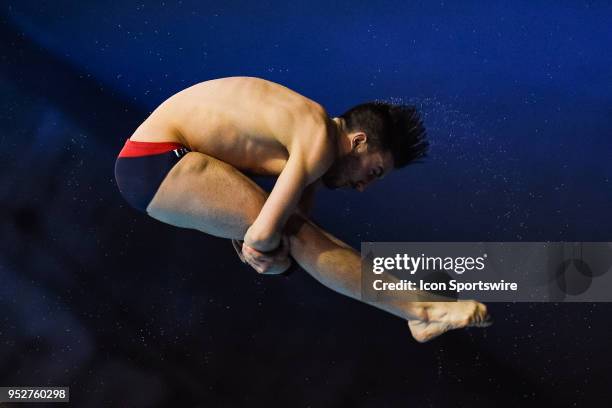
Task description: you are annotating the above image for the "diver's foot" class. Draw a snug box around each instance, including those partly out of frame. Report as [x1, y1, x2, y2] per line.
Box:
[408, 300, 492, 343]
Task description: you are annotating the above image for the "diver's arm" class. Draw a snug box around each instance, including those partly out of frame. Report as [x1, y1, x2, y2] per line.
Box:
[244, 154, 309, 251]
[244, 139, 329, 252]
[232, 182, 319, 271]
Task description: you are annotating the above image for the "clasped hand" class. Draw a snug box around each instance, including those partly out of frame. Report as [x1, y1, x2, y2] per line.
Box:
[232, 236, 292, 274]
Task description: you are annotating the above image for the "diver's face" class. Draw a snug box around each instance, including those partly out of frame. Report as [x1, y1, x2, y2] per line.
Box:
[322, 147, 394, 192]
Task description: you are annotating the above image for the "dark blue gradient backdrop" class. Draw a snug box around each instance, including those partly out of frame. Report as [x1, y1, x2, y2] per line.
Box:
[1, 1, 611, 407]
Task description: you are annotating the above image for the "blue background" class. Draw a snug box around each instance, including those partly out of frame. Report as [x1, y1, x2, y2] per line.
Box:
[1, 1, 611, 406]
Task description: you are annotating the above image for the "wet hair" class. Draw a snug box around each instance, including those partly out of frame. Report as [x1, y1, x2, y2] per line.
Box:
[339, 101, 428, 168]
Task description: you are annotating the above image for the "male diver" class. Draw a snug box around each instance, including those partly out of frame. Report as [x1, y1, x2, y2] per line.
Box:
[114, 77, 491, 342]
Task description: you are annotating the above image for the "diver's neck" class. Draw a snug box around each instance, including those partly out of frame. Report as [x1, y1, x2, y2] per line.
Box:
[332, 117, 351, 158]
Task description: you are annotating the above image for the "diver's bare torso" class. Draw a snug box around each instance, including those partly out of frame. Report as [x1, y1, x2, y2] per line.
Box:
[130, 76, 334, 176]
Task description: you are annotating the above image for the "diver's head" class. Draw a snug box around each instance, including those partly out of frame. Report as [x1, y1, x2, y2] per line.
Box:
[322, 102, 429, 192]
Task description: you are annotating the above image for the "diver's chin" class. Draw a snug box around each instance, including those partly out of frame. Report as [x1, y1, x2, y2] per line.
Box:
[323, 181, 339, 190]
[321, 175, 340, 190]
[327, 182, 351, 191]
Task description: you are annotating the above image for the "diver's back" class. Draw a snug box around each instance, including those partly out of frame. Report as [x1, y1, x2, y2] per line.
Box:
[130, 77, 326, 163]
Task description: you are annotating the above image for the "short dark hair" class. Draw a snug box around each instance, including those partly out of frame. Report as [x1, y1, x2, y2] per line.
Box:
[339, 101, 428, 168]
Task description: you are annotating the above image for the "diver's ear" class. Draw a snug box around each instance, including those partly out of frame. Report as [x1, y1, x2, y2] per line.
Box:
[351, 132, 367, 151]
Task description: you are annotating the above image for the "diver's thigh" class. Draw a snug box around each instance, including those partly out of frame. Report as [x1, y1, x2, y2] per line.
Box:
[146, 151, 268, 239]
